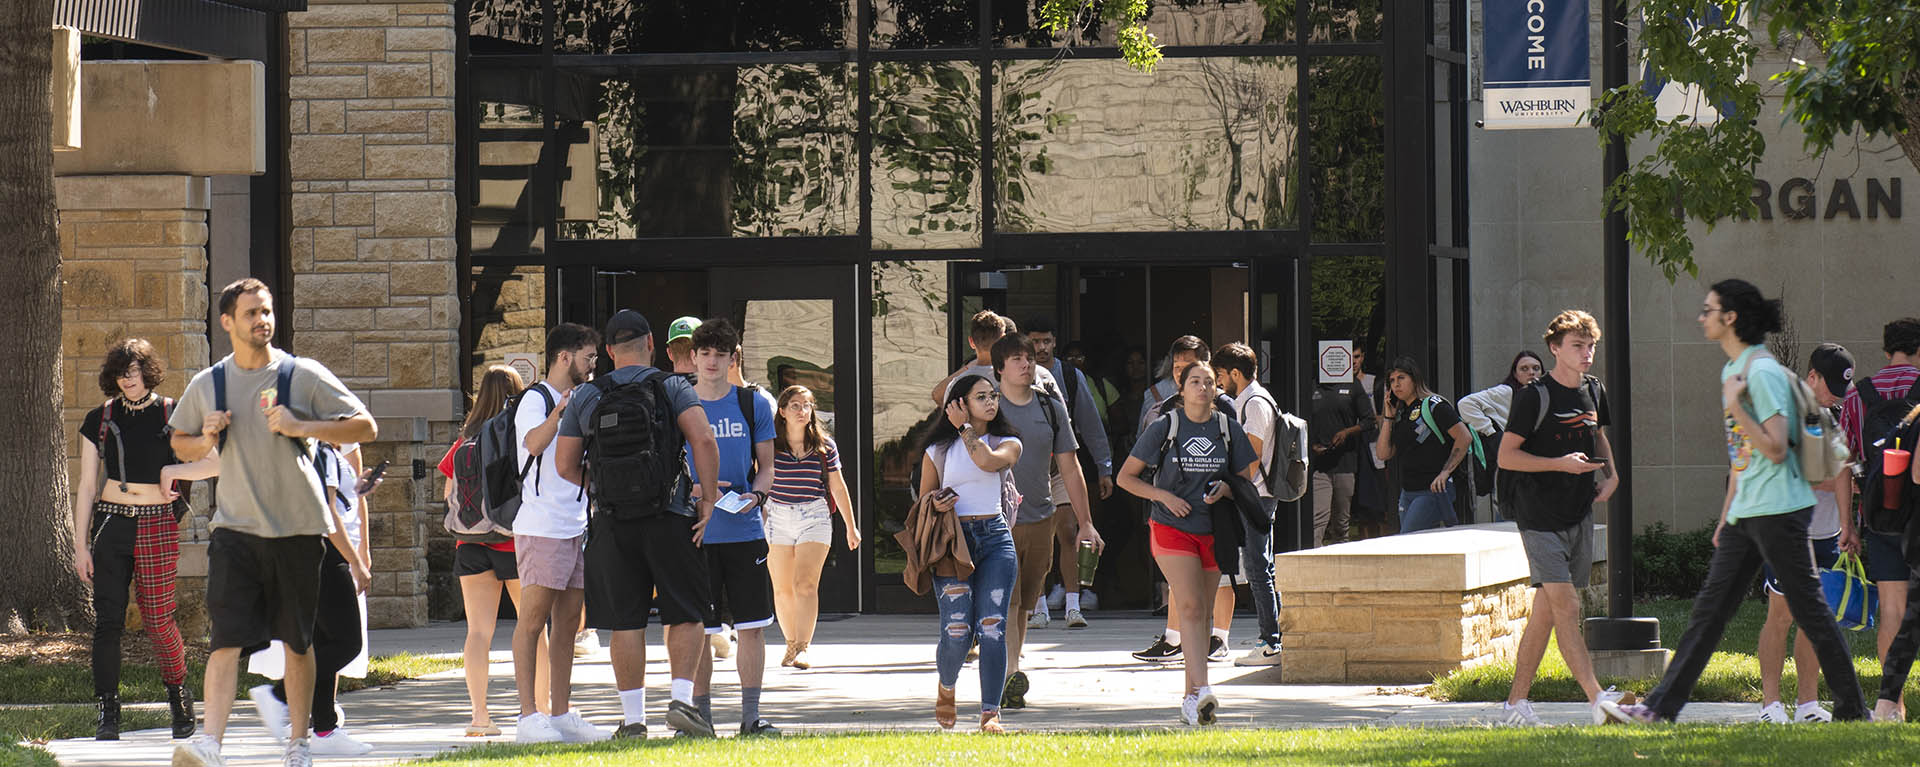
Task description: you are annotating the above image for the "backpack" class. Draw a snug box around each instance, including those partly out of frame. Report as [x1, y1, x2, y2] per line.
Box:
[1141, 410, 1232, 488]
[1739, 350, 1849, 485]
[97, 396, 191, 522]
[1412, 393, 1479, 492]
[1245, 391, 1310, 503]
[475, 384, 556, 534]
[1496, 378, 1600, 519]
[1855, 377, 1920, 535]
[443, 435, 508, 543]
[580, 370, 686, 519]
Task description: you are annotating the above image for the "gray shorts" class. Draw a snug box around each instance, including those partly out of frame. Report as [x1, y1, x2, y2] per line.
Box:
[1519, 521, 1592, 588]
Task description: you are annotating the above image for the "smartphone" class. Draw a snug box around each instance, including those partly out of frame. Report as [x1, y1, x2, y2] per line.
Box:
[1586, 457, 1609, 466]
[935, 487, 959, 501]
[356, 460, 390, 495]
[715, 490, 754, 514]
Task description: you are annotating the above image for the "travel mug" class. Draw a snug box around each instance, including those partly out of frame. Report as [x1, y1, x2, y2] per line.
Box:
[1077, 540, 1098, 589]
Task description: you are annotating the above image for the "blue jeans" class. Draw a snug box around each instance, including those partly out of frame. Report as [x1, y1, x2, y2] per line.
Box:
[1398, 480, 1457, 534]
[933, 515, 1019, 713]
[1240, 498, 1281, 645]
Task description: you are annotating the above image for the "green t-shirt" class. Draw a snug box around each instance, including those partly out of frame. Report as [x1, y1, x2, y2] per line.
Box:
[1722, 346, 1816, 522]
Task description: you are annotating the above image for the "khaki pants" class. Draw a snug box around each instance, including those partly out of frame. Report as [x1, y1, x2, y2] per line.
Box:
[1312, 472, 1356, 547]
[1005, 518, 1056, 676]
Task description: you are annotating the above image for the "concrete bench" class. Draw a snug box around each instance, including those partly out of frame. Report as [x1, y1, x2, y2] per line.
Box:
[1274, 521, 1606, 684]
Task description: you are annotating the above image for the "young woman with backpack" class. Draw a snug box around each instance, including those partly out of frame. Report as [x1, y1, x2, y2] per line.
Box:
[1458, 351, 1545, 518]
[436, 365, 547, 736]
[765, 385, 859, 671]
[1375, 356, 1471, 533]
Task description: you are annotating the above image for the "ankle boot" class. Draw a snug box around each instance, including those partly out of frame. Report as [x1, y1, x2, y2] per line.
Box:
[167, 683, 196, 739]
[95, 694, 121, 741]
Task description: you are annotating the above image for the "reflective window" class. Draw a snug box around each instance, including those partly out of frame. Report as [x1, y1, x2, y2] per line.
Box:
[468, 0, 542, 53]
[469, 264, 548, 386]
[556, 0, 851, 54]
[992, 57, 1299, 233]
[743, 299, 839, 421]
[991, 0, 1290, 47]
[559, 64, 858, 239]
[870, 260, 952, 576]
[1308, 0, 1383, 43]
[1307, 56, 1383, 242]
[871, 62, 983, 248]
[1309, 254, 1385, 374]
[871, 0, 978, 49]
[472, 96, 548, 256]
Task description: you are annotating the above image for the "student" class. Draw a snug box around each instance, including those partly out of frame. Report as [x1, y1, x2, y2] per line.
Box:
[1025, 319, 1114, 629]
[1375, 357, 1470, 534]
[685, 319, 782, 737]
[1117, 361, 1258, 725]
[509, 323, 608, 743]
[665, 316, 700, 375]
[930, 310, 1056, 405]
[917, 375, 1022, 733]
[556, 310, 722, 738]
[1840, 317, 1920, 721]
[1495, 311, 1627, 726]
[1459, 351, 1545, 519]
[1754, 343, 1854, 723]
[169, 278, 378, 767]
[73, 340, 202, 741]
[765, 385, 860, 670]
[991, 334, 1100, 709]
[1213, 343, 1284, 667]
[1616, 279, 1869, 723]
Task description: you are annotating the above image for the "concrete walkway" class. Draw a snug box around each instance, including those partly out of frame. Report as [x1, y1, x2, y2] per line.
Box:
[43, 613, 1754, 765]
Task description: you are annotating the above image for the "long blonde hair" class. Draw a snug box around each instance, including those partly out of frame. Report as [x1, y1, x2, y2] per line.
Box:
[775, 385, 830, 457]
[461, 365, 525, 439]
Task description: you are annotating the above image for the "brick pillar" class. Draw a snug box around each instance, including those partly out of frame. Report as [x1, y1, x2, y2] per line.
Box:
[56, 174, 214, 641]
[288, 1, 458, 628]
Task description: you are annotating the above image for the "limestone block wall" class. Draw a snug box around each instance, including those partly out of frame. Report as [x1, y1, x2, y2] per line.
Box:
[288, 0, 459, 628]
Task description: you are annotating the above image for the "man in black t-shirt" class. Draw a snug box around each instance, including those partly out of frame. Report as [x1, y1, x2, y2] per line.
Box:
[1498, 310, 1629, 726]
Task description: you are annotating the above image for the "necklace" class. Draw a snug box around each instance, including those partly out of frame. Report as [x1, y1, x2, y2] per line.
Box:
[119, 392, 157, 411]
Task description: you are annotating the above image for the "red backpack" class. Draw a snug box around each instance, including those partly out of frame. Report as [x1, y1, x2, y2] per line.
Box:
[444, 436, 508, 543]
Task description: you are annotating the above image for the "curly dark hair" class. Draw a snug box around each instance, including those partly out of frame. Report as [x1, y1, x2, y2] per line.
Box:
[98, 338, 165, 398]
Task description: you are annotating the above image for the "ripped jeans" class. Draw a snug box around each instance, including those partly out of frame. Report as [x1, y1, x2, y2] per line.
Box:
[933, 514, 1019, 713]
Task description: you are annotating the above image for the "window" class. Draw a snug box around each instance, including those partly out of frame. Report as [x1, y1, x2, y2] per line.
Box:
[871, 62, 984, 248]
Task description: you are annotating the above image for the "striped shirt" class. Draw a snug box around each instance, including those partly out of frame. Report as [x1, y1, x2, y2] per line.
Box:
[769, 439, 841, 505]
[1841, 364, 1920, 456]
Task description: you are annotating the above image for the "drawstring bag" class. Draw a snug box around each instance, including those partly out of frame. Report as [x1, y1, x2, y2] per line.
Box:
[1819, 552, 1877, 631]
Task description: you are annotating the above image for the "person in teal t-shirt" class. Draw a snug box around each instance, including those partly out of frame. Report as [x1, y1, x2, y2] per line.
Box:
[1614, 279, 1869, 724]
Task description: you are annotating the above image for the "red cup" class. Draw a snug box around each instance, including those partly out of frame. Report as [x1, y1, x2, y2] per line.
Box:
[1884, 448, 1911, 510]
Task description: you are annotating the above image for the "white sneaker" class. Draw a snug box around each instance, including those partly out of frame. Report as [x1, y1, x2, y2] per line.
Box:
[1080, 589, 1099, 611]
[1046, 584, 1067, 611]
[1591, 687, 1628, 724]
[248, 685, 290, 744]
[282, 737, 312, 767]
[1233, 641, 1283, 666]
[574, 630, 600, 658]
[1027, 609, 1050, 629]
[516, 712, 563, 743]
[550, 710, 609, 743]
[309, 729, 374, 756]
[1065, 608, 1088, 629]
[1758, 700, 1792, 724]
[1502, 699, 1549, 727]
[171, 734, 225, 767]
[1795, 701, 1833, 723]
[1195, 687, 1219, 725]
[1180, 694, 1202, 726]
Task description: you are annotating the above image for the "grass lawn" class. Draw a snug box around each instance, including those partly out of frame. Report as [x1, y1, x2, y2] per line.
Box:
[1429, 598, 1916, 715]
[411, 727, 1920, 767]
[0, 651, 459, 705]
[0, 706, 166, 767]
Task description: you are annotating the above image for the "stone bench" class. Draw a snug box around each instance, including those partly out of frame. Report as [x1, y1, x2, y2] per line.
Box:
[1274, 521, 1607, 684]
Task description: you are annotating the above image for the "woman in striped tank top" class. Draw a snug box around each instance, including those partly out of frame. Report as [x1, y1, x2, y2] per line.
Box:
[765, 385, 860, 670]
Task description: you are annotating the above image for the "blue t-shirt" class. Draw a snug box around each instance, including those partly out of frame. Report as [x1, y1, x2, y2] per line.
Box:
[1723, 347, 1817, 522]
[559, 365, 701, 518]
[688, 385, 778, 543]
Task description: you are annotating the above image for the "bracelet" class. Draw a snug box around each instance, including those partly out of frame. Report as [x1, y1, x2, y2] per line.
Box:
[753, 490, 769, 507]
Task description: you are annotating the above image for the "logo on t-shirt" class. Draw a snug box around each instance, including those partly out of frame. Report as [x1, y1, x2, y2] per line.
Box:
[257, 387, 278, 411]
[1554, 409, 1598, 428]
[1184, 436, 1216, 457]
[712, 419, 747, 439]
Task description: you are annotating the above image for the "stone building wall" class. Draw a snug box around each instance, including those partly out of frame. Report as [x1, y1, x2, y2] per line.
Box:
[287, 0, 461, 628]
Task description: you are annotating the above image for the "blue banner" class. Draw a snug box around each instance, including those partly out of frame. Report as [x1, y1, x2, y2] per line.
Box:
[1482, 0, 1591, 129]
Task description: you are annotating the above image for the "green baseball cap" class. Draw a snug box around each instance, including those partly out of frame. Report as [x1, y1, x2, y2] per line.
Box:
[667, 316, 702, 344]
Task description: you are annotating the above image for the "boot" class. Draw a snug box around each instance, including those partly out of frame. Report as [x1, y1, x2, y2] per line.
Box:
[167, 683, 196, 739]
[95, 694, 120, 741]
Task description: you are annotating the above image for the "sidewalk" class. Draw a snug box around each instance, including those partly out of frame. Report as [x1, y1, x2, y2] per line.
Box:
[42, 613, 1753, 765]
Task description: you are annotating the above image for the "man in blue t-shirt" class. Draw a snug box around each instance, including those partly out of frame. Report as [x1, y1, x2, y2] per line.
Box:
[684, 318, 780, 737]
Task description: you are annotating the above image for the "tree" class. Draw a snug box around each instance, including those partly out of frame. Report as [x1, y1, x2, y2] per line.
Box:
[1, 3, 88, 632]
[1595, 0, 1920, 280]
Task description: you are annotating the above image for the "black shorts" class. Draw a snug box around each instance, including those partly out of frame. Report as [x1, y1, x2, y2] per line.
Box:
[704, 539, 776, 633]
[584, 513, 711, 631]
[207, 529, 325, 654]
[454, 542, 519, 581]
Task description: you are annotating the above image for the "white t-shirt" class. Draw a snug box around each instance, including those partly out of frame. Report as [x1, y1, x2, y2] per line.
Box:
[1810, 488, 1841, 540]
[512, 382, 587, 539]
[324, 443, 364, 550]
[927, 435, 1019, 517]
[1234, 382, 1279, 499]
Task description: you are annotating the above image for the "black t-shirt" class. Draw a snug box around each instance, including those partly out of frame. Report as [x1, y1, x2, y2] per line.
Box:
[1310, 383, 1374, 474]
[1505, 375, 1610, 531]
[80, 399, 179, 485]
[1389, 395, 1463, 491]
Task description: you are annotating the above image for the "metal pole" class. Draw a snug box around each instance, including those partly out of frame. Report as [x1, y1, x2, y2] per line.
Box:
[1601, 0, 1633, 622]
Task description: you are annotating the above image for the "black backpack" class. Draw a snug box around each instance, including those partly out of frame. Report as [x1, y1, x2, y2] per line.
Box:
[476, 384, 555, 533]
[580, 370, 686, 519]
[1856, 380, 1920, 535]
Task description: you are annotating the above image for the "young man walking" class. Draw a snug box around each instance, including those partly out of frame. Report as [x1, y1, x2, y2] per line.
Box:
[1617, 280, 1870, 723]
[511, 323, 607, 743]
[1213, 343, 1284, 667]
[1496, 310, 1626, 726]
[992, 334, 1102, 708]
[169, 278, 378, 767]
[665, 316, 701, 376]
[556, 310, 721, 738]
[931, 310, 1055, 405]
[1025, 319, 1114, 628]
[1840, 317, 1920, 721]
[685, 319, 783, 737]
[1308, 357, 1374, 546]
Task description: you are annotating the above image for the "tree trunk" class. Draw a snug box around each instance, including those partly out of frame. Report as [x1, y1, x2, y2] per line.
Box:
[0, 3, 87, 633]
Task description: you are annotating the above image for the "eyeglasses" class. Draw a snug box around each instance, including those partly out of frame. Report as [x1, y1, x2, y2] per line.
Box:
[970, 392, 1002, 404]
[1698, 308, 1724, 318]
[118, 368, 144, 380]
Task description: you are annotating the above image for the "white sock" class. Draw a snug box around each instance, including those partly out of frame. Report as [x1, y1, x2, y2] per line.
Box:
[1163, 628, 1181, 645]
[1197, 685, 1214, 698]
[670, 678, 694, 706]
[1033, 603, 1050, 619]
[619, 688, 646, 725]
[1212, 627, 1230, 641]
[1064, 591, 1081, 612]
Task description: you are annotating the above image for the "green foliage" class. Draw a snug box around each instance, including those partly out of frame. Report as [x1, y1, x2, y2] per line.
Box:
[1038, 0, 1163, 72]
[1631, 522, 1722, 600]
[1764, 1, 1920, 152]
[0, 706, 167, 743]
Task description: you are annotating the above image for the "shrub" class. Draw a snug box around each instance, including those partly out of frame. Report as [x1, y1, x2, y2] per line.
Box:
[1630, 522, 1727, 600]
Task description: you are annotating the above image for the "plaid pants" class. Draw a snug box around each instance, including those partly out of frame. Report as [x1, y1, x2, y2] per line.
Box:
[91, 503, 188, 692]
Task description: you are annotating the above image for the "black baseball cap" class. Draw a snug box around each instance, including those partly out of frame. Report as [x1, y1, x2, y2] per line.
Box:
[604, 309, 652, 346]
[1809, 343, 1855, 395]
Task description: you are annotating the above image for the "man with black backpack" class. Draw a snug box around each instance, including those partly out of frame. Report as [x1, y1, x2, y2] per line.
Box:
[507, 323, 605, 743]
[168, 279, 377, 767]
[1841, 317, 1920, 722]
[556, 310, 721, 739]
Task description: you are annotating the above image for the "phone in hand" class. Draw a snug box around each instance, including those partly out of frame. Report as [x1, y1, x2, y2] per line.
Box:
[1585, 457, 1609, 466]
[356, 460, 390, 495]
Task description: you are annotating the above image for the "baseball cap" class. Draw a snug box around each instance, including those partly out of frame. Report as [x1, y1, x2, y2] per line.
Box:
[1809, 343, 1855, 396]
[604, 309, 652, 346]
[667, 316, 702, 345]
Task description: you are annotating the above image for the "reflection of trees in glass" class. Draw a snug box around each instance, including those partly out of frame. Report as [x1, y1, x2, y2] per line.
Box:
[1306, 0, 1381, 42]
[1311, 256, 1386, 362]
[731, 65, 857, 236]
[1307, 56, 1384, 242]
[871, 63, 982, 242]
[467, 0, 542, 50]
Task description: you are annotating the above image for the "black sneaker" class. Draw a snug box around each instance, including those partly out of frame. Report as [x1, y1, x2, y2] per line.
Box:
[1207, 636, 1229, 662]
[739, 718, 781, 737]
[1001, 671, 1029, 709]
[1132, 635, 1182, 663]
[612, 722, 647, 739]
[665, 700, 714, 738]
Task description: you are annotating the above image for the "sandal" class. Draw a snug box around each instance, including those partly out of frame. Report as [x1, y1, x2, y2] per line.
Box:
[980, 710, 1005, 734]
[781, 642, 799, 668]
[464, 723, 500, 737]
[790, 641, 812, 670]
[935, 686, 957, 730]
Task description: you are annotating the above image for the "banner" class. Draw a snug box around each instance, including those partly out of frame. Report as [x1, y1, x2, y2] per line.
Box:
[1482, 0, 1591, 130]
